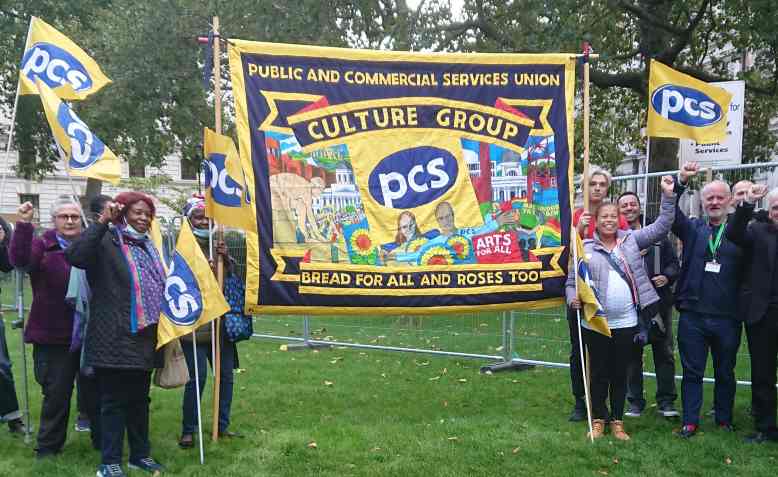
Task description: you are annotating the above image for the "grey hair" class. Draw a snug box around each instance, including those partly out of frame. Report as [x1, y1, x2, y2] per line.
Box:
[766, 188, 778, 207]
[49, 195, 82, 218]
[700, 180, 731, 199]
[589, 166, 612, 186]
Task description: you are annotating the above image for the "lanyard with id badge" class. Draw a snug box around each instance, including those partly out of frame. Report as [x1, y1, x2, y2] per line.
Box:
[705, 223, 725, 273]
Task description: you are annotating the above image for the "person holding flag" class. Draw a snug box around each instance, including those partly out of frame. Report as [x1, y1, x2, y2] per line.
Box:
[567, 175, 677, 440]
[176, 196, 243, 450]
[66, 192, 166, 477]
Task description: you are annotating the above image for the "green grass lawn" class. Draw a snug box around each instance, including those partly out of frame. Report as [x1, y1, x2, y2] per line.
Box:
[2, 311, 777, 477]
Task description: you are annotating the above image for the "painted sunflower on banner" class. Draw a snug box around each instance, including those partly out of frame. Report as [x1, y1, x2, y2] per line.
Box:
[407, 236, 428, 253]
[420, 246, 455, 266]
[343, 219, 379, 265]
[446, 235, 472, 262]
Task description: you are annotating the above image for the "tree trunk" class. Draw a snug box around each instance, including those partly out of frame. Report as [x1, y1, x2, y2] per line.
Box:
[648, 137, 679, 173]
[84, 178, 103, 212]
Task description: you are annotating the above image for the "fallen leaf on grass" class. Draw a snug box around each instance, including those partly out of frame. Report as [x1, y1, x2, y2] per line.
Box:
[371, 447, 382, 452]
[458, 378, 467, 383]
[329, 357, 343, 364]
[428, 376, 440, 381]
[725, 457, 732, 465]
[307, 441, 318, 449]
[323, 380, 334, 387]
[495, 346, 504, 352]
[447, 436, 459, 441]
[442, 400, 448, 407]
[414, 360, 430, 367]
[612, 458, 619, 464]
[598, 470, 608, 476]
[512, 447, 520, 454]
[279, 345, 288, 351]
[235, 368, 246, 374]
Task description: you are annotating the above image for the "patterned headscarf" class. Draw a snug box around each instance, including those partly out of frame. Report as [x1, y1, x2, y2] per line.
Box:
[183, 194, 206, 218]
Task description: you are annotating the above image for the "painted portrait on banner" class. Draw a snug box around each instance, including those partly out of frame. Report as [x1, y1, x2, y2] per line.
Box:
[229, 42, 575, 314]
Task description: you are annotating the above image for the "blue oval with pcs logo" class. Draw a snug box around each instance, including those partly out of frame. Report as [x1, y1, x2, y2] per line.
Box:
[162, 253, 203, 326]
[651, 84, 722, 127]
[56, 103, 105, 169]
[20, 43, 93, 93]
[368, 146, 458, 209]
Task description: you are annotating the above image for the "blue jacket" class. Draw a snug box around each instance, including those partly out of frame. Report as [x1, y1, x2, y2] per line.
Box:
[672, 181, 744, 317]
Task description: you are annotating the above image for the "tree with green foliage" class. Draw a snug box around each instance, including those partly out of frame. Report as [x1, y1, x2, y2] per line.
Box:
[426, 0, 778, 172]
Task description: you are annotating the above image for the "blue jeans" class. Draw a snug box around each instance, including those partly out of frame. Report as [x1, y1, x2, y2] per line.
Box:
[181, 338, 235, 435]
[678, 311, 742, 426]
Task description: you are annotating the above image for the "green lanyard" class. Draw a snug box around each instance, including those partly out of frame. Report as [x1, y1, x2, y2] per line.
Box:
[708, 223, 726, 262]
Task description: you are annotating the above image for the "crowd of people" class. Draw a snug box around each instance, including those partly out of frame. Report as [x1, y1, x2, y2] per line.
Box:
[566, 162, 778, 443]
[1, 163, 777, 473]
[0, 192, 244, 477]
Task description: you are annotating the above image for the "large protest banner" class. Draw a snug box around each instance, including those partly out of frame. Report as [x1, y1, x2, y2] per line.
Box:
[229, 41, 575, 314]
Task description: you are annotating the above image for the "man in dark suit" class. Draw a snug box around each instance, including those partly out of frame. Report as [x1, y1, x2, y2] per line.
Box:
[726, 184, 778, 443]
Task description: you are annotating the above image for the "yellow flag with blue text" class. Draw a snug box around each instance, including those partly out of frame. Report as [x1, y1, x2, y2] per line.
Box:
[647, 59, 732, 144]
[36, 80, 121, 184]
[203, 127, 255, 231]
[20, 16, 111, 100]
[573, 230, 611, 337]
[157, 221, 230, 349]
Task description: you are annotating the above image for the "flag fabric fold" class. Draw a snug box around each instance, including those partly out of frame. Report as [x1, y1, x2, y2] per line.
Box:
[203, 127, 255, 231]
[647, 59, 732, 143]
[36, 79, 121, 184]
[573, 230, 611, 337]
[20, 16, 111, 100]
[157, 221, 230, 349]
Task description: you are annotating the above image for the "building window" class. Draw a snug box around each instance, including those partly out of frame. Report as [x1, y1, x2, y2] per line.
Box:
[18, 193, 40, 223]
[129, 162, 146, 178]
[181, 158, 199, 181]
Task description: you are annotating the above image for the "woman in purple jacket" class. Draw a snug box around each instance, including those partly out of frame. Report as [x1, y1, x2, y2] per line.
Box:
[9, 197, 91, 458]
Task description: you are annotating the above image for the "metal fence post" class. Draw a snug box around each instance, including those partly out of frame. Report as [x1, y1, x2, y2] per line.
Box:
[15, 270, 32, 443]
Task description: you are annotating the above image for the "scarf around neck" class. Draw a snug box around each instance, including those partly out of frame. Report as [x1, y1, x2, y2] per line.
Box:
[115, 225, 166, 333]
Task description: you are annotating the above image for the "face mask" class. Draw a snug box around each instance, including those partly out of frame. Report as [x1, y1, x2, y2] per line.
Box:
[123, 219, 148, 240]
[192, 226, 211, 239]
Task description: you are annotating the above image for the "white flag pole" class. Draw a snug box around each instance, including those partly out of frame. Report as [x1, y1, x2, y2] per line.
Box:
[0, 18, 35, 212]
[192, 332, 205, 464]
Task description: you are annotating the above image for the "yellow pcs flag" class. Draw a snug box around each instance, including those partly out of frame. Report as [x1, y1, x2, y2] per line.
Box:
[20, 17, 111, 100]
[157, 221, 230, 349]
[36, 80, 121, 184]
[203, 127, 255, 231]
[573, 230, 611, 337]
[647, 59, 732, 143]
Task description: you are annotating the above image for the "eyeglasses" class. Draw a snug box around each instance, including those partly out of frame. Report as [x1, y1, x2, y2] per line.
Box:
[55, 214, 81, 222]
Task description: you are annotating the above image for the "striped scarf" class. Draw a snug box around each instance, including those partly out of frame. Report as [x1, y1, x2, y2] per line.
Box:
[115, 226, 166, 333]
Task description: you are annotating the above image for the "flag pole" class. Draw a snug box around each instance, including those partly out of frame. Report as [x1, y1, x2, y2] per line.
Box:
[0, 17, 35, 213]
[642, 137, 650, 227]
[579, 41, 595, 443]
[191, 332, 205, 464]
[211, 15, 224, 442]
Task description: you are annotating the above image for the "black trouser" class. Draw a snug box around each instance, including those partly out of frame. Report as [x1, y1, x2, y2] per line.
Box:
[567, 308, 586, 405]
[77, 369, 101, 449]
[96, 368, 152, 465]
[746, 307, 778, 433]
[32, 344, 79, 454]
[626, 302, 678, 409]
[0, 319, 21, 421]
[583, 326, 638, 421]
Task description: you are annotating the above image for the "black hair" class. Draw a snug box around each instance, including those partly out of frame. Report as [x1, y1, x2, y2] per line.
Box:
[616, 191, 641, 207]
[89, 194, 113, 216]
